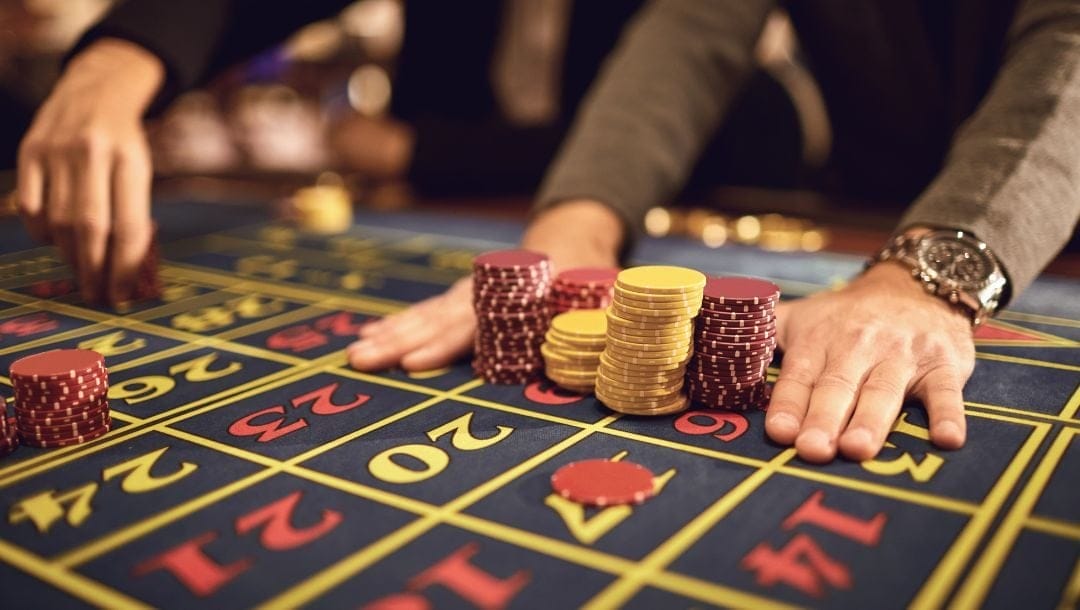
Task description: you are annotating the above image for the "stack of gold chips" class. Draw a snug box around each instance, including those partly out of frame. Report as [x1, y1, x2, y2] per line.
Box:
[541, 309, 607, 393]
[596, 266, 705, 415]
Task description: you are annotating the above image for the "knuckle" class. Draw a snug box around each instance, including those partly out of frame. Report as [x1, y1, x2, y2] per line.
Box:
[46, 211, 72, 231]
[116, 144, 151, 170]
[18, 136, 42, 160]
[845, 324, 877, 348]
[767, 397, 805, 413]
[777, 366, 815, 390]
[814, 371, 859, 393]
[110, 220, 144, 242]
[861, 375, 905, 397]
[14, 192, 38, 215]
[76, 215, 110, 237]
[67, 129, 109, 159]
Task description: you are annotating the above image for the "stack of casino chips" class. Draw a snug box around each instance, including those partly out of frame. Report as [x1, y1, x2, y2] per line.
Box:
[687, 276, 780, 410]
[11, 349, 111, 448]
[548, 268, 618, 314]
[472, 249, 552, 384]
[541, 309, 607, 393]
[0, 413, 16, 457]
[596, 266, 705, 416]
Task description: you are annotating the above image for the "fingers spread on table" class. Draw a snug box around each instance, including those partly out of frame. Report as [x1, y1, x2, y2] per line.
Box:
[766, 347, 822, 446]
[913, 362, 967, 450]
[795, 348, 870, 463]
[838, 360, 914, 461]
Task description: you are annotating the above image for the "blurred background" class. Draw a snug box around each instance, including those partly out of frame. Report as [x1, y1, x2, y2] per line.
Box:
[0, 0, 1075, 270]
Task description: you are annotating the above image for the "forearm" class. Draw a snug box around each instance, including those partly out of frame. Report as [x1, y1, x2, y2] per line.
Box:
[522, 200, 625, 271]
[534, 0, 775, 235]
[900, 0, 1080, 301]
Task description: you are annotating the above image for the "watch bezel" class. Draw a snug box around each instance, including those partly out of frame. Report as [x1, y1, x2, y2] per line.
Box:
[914, 230, 999, 293]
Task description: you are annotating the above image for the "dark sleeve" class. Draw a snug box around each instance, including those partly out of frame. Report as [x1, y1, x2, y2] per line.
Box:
[533, 0, 776, 234]
[68, 0, 350, 110]
[900, 0, 1080, 299]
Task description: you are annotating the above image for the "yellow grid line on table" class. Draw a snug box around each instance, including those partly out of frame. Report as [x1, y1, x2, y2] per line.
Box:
[0, 539, 150, 610]
[975, 352, 1080, 372]
[950, 427, 1078, 609]
[1024, 515, 1080, 542]
[1059, 383, 1080, 420]
[50, 378, 482, 567]
[1060, 558, 1080, 610]
[965, 400, 1080, 428]
[0, 350, 346, 485]
[912, 419, 1052, 608]
[458, 392, 985, 515]
[156, 424, 797, 610]
[581, 449, 797, 609]
[258, 414, 622, 609]
[162, 264, 407, 316]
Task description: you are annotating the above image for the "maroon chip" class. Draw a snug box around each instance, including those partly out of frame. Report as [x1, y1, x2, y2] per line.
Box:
[696, 328, 777, 343]
[698, 307, 772, 321]
[701, 301, 775, 314]
[10, 349, 105, 382]
[474, 249, 550, 271]
[695, 317, 776, 332]
[702, 276, 781, 305]
[694, 343, 775, 360]
[19, 424, 110, 448]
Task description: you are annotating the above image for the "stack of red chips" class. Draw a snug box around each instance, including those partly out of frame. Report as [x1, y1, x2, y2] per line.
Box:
[472, 250, 552, 384]
[548, 268, 618, 314]
[686, 277, 780, 410]
[11, 349, 112, 448]
[0, 414, 16, 457]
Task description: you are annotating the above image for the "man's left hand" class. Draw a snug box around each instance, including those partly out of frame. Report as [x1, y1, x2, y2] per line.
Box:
[765, 261, 976, 463]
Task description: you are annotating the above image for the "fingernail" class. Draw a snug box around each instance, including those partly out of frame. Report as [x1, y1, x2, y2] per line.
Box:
[936, 421, 963, 445]
[797, 429, 833, 453]
[767, 412, 800, 436]
[843, 427, 872, 449]
[348, 341, 372, 356]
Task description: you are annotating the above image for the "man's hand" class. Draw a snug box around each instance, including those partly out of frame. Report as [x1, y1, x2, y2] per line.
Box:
[766, 261, 976, 463]
[17, 38, 164, 306]
[348, 199, 624, 372]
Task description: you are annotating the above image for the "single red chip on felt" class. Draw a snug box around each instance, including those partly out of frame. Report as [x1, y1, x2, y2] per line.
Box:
[551, 459, 656, 507]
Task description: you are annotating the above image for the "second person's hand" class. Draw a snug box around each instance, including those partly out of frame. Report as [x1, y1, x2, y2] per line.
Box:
[16, 38, 164, 306]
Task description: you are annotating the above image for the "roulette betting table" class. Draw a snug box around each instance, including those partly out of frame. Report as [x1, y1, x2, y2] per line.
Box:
[0, 200, 1077, 609]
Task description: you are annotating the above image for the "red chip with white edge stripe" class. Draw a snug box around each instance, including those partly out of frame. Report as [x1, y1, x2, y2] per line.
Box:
[550, 459, 656, 507]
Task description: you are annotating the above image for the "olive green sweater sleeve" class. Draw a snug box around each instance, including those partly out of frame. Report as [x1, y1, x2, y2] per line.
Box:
[900, 0, 1080, 298]
[534, 0, 776, 233]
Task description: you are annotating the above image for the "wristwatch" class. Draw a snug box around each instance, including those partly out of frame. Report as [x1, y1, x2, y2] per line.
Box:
[869, 229, 1008, 327]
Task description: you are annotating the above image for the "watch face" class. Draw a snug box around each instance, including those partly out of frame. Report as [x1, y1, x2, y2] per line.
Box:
[919, 235, 995, 289]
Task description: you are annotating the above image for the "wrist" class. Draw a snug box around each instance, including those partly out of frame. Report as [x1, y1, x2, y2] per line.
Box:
[63, 38, 165, 113]
[523, 199, 624, 271]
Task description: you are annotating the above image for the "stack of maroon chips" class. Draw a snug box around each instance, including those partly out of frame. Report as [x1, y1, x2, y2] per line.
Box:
[687, 276, 780, 410]
[472, 250, 552, 384]
[0, 414, 16, 457]
[11, 349, 112, 448]
[548, 268, 619, 314]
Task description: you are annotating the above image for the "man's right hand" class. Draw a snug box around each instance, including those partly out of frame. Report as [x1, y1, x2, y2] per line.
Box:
[17, 38, 164, 306]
